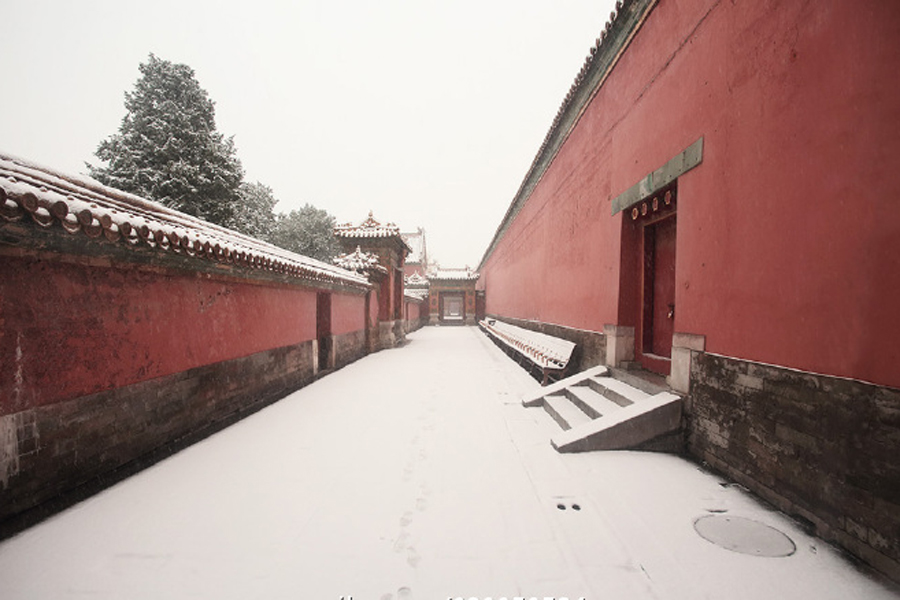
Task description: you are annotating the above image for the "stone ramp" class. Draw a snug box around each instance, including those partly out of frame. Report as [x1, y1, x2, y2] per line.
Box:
[522, 365, 682, 453]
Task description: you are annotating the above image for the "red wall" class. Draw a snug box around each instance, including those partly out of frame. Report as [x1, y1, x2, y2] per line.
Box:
[330, 292, 366, 336]
[403, 297, 427, 329]
[0, 254, 342, 413]
[480, 0, 900, 388]
[369, 288, 380, 327]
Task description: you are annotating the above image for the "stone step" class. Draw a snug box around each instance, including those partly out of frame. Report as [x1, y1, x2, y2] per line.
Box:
[551, 391, 682, 453]
[584, 376, 650, 406]
[563, 385, 628, 419]
[543, 393, 593, 431]
[521, 365, 609, 407]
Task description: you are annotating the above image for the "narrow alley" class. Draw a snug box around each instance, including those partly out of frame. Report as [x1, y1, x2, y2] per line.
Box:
[0, 327, 895, 599]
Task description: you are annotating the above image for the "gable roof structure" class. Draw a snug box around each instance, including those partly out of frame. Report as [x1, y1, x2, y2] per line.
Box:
[335, 211, 400, 240]
[401, 228, 427, 265]
[429, 267, 479, 282]
[333, 245, 388, 275]
[334, 211, 412, 257]
[404, 272, 429, 287]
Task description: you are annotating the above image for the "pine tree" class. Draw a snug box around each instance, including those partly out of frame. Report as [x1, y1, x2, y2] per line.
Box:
[269, 204, 341, 262]
[231, 181, 278, 240]
[88, 54, 244, 226]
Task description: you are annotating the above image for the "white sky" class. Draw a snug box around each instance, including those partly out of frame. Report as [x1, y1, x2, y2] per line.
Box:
[0, 0, 618, 267]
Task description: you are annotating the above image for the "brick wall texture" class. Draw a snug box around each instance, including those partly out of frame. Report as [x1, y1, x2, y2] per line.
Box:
[688, 352, 900, 581]
[0, 340, 317, 533]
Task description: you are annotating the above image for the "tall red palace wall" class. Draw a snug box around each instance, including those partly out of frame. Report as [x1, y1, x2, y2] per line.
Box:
[480, 0, 900, 389]
[479, 0, 900, 582]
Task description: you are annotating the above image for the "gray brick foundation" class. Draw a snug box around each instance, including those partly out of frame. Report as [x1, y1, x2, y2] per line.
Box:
[687, 352, 900, 582]
[0, 340, 318, 536]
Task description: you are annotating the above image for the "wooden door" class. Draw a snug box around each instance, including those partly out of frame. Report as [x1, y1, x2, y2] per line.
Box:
[639, 214, 676, 374]
[650, 216, 677, 357]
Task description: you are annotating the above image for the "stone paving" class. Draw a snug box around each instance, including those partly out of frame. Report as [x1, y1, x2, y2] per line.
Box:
[0, 327, 896, 599]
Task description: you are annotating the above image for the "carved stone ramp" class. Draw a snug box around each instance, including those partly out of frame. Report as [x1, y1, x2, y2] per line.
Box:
[522, 365, 682, 453]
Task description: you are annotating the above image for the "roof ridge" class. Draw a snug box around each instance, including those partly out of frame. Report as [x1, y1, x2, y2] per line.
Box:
[478, 0, 656, 270]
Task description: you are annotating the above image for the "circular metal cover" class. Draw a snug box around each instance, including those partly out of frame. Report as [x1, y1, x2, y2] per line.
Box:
[694, 515, 796, 557]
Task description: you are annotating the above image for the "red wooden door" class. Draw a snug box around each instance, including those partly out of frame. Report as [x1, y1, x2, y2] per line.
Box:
[650, 216, 677, 357]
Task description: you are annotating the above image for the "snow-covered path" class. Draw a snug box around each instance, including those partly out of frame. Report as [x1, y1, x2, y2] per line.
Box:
[0, 327, 896, 599]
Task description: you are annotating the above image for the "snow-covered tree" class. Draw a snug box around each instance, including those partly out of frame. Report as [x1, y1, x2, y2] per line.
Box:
[88, 54, 244, 226]
[230, 181, 278, 240]
[270, 204, 340, 262]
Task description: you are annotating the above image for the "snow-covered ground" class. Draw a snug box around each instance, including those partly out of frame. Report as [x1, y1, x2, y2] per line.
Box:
[0, 327, 896, 599]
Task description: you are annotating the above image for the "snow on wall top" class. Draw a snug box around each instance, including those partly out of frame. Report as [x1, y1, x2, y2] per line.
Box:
[429, 267, 479, 281]
[0, 152, 370, 289]
[480, 318, 575, 370]
[478, 0, 651, 270]
[404, 288, 428, 301]
[333, 245, 387, 275]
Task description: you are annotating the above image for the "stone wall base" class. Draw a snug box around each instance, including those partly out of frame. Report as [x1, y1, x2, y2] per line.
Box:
[332, 330, 367, 370]
[688, 352, 900, 583]
[0, 340, 323, 538]
[377, 320, 399, 349]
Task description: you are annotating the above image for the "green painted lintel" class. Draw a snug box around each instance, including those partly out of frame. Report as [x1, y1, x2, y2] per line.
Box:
[612, 137, 704, 215]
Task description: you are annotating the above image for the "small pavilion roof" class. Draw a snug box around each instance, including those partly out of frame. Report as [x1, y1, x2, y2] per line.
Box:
[404, 272, 429, 287]
[333, 246, 388, 275]
[335, 211, 401, 239]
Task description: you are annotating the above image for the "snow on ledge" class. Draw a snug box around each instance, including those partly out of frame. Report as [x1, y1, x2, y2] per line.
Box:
[481, 318, 575, 370]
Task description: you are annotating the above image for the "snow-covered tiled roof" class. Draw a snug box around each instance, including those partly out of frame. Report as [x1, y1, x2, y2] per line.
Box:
[401, 228, 426, 264]
[333, 246, 387, 275]
[334, 211, 401, 239]
[0, 153, 370, 289]
[429, 267, 479, 281]
[404, 272, 429, 287]
[404, 288, 428, 301]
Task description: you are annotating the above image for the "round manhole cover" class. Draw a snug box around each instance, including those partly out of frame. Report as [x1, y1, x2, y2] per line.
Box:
[694, 515, 796, 557]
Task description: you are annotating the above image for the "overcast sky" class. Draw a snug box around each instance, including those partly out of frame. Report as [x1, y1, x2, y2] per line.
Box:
[1, 0, 618, 267]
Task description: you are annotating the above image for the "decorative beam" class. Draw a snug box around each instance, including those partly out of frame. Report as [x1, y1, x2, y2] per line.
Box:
[612, 137, 704, 215]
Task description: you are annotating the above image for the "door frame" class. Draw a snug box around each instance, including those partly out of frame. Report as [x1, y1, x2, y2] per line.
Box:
[624, 184, 678, 376]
